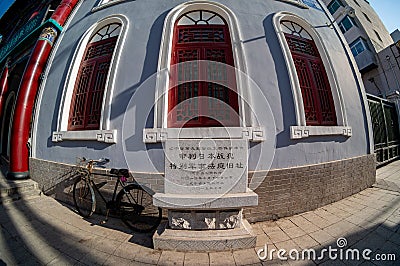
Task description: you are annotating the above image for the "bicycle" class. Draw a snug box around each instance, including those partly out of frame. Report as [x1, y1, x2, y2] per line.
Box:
[72, 157, 162, 233]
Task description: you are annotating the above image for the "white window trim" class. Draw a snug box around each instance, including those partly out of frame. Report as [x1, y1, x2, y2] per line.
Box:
[273, 12, 351, 139]
[275, 0, 309, 9]
[327, 0, 344, 14]
[52, 129, 118, 143]
[52, 15, 129, 144]
[338, 16, 356, 33]
[92, 0, 126, 12]
[144, 0, 265, 143]
[350, 38, 368, 56]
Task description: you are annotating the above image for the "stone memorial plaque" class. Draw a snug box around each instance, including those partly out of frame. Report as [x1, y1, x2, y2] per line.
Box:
[165, 139, 248, 194]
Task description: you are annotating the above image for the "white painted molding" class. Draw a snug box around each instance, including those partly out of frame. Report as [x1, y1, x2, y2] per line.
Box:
[275, 0, 309, 9]
[52, 129, 117, 143]
[273, 12, 348, 127]
[57, 15, 129, 132]
[143, 127, 266, 143]
[154, 0, 252, 128]
[92, 0, 126, 12]
[290, 126, 352, 139]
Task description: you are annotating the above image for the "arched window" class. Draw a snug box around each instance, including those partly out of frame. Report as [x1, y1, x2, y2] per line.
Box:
[168, 10, 239, 128]
[68, 23, 121, 130]
[281, 20, 337, 126]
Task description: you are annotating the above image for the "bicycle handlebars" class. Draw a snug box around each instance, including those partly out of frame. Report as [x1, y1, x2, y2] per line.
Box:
[77, 157, 110, 165]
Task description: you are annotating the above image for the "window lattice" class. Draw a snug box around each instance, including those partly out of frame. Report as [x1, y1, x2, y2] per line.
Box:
[281, 21, 312, 40]
[69, 25, 119, 131]
[85, 38, 117, 60]
[169, 10, 238, 128]
[283, 21, 337, 126]
[285, 36, 318, 57]
[177, 10, 226, 26]
[178, 27, 225, 43]
[89, 23, 121, 43]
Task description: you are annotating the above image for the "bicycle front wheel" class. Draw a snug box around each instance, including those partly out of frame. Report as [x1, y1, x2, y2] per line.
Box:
[73, 177, 96, 218]
[116, 184, 162, 233]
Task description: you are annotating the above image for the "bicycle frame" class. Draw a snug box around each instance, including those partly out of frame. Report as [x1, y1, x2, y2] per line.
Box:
[80, 166, 140, 210]
[73, 158, 162, 232]
[89, 173, 124, 206]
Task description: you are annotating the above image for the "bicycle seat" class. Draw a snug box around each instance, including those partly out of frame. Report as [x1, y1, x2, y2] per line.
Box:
[110, 168, 130, 176]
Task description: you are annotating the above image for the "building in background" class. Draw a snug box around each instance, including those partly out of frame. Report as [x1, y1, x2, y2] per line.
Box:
[322, 0, 394, 96]
[323, 0, 400, 165]
[391, 29, 400, 43]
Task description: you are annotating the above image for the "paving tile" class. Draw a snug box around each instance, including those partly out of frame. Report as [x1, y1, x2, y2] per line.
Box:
[276, 219, 297, 230]
[158, 250, 184, 266]
[113, 242, 140, 260]
[59, 241, 92, 262]
[326, 206, 352, 219]
[233, 248, 261, 266]
[379, 240, 400, 254]
[133, 247, 161, 265]
[184, 252, 209, 266]
[92, 237, 122, 255]
[103, 255, 133, 265]
[289, 216, 319, 234]
[256, 233, 273, 247]
[1, 246, 38, 265]
[274, 239, 300, 252]
[352, 232, 386, 252]
[345, 214, 368, 226]
[46, 254, 79, 266]
[284, 226, 307, 239]
[313, 211, 345, 224]
[301, 212, 333, 229]
[388, 232, 400, 245]
[378, 193, 399, 202]
[252, 223, 266, 235]
[262, 222, 282, 234]
[309, 230, 335, 245]
[78, 249, 110, 265]
[374, 225, 396, 239]
[339, 200, 367, 211]
[292, 235, 319, 249]
[267, 229, 291, 243]
[261, 259, 290, 265]
[287, 259, 316, 266]
[209, 251, 235, 266]
[323, 220, 356, 238]
[318, 259, 346, 266]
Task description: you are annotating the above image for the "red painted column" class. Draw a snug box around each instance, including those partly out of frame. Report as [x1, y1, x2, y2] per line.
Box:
[0, 66, 9, 119]
[7, 0, 79, 180]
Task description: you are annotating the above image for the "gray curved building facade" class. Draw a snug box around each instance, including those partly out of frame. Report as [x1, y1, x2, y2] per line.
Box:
[29, 0, 375, 221]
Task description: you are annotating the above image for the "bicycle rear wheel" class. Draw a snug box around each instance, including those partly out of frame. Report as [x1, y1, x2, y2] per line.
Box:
[116, 184, 162, 233]
[73, 177, 96, 218]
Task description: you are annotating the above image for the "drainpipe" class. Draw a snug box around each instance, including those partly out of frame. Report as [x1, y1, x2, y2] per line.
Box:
[0, 66, 9, 119]
[7, 0, 80, 180]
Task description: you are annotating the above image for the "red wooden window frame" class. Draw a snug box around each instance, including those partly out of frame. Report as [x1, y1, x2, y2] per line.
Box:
[285, 33, 337, 126]
[168, 12, 239, 128]
[68, 36, 117, 131]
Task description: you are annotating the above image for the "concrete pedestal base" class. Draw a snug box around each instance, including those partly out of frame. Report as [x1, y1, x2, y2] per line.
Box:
[153, 219, 256, 252]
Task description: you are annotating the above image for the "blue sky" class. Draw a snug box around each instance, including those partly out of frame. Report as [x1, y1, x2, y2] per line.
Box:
[367, 0, 398, 33]
[0, 0, 397, 33]
[0, 0, 15, 19]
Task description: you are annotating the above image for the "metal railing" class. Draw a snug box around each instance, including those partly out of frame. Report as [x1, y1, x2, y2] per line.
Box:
[367, 94, 400, 166]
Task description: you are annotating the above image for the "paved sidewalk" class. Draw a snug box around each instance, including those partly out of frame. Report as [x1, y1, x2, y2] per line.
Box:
[0, 161, 399, 265]
[375, 160, 400, 193]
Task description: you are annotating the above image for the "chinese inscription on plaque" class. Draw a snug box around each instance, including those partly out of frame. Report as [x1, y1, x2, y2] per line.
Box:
[165, 139, 248, 194]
